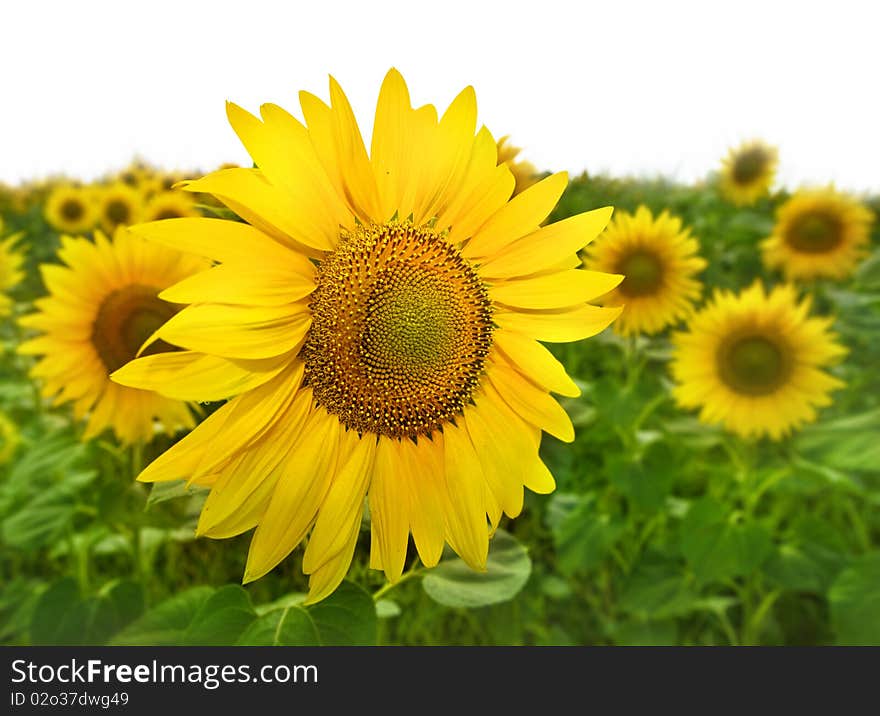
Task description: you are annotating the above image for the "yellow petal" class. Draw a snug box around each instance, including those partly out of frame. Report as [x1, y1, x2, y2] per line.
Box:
[157, 303, 310, 360]
[494, 304, 622, 343]
[463, 172, 568, 259]
[478, 207, 614, 279]
[368, 437, 411, 582]
[490, 269, 623, 309]
[492, 329, 580, 397]
[159, 261, 315, 306]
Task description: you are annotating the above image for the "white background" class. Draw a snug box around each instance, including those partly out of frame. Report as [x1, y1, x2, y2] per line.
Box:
[2, 0, 878, 192]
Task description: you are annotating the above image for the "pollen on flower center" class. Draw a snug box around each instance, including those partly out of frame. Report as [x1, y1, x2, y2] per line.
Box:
[786, 212, 842, 253]
[91, 285, 179, 373]
[61, 199, 85, 222]
[717, 333, 790, 396]
[616, 249, 664, 297]
[302, 221, 494, 439]
[732, 148, 768, 184]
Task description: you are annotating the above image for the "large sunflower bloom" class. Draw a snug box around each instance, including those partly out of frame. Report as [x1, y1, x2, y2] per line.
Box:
[18, 228, 207, 444]
[113, 69, 622, 602]
[671, 281, 845, 440]
[718, 139, 778, 206]
[761, 187, 874, 281]
[583, 206, 706, 336]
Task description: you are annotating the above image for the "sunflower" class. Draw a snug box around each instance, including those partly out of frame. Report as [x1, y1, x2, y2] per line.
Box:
[18, 228, 208, 444]
[0, 232, 26, 316]
[671, 281, 845, 440]
[761, 187, 874, 281]
[44, 184, 97, 235]
[142, 191, 201, 221]
[496, 136, 540, 196]
[718, 139, 778, 206]
[0, 411, 20, 465]
[112, 69, 622, 602]
[582, 206, 706, 336]
[97, 183, 143, 234]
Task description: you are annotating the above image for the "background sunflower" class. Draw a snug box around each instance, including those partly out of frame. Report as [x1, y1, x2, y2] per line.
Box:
[718, 139, 778, 206]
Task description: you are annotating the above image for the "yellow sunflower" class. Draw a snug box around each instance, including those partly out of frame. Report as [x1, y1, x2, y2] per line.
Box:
[97, 183, 143, 234]
[583, 206, 706, 336]
[112, 69, 622, 602]
[761, 187, 874, 281]
[0, 232, 26, 316]
[142, 191, 201, 221]
[718, 139, 778, 206]
[671, 281, 845, 440]
[496, 135, 540, 196]
[0, 411, 20, 465]
[44, 184, 97, 235]
[18, 228, 208, 444]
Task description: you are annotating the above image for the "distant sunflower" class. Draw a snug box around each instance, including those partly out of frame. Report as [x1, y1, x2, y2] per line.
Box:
[496, 136, 540, 196]
[142, 191, 200, 221]
[0, 411, 20, 465]
[0, 232, 26, 316]
[583, 206, 705, 336]
[719, 140, 778, 206]
[44, 185, 97, 235]
[113, 69, 622, 602]
[671, 282, 845, 440]
[98, 184, 143, 234]
[18, 228, 207, 444]
[761, 187, 873, 281]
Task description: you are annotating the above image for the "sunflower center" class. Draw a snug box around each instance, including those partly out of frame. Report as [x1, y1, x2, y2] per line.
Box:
[154, 208, 184, 220]
[732, 148, 768, 184]
[91, 285, 179, 373]
[61, 199, 85, 222]
[786, 212, 842, 253]
[105, 199, 131, 226]
[718, 334, 790, 396]
[617, 250, 664, 297]
[302, 221, 494, 439]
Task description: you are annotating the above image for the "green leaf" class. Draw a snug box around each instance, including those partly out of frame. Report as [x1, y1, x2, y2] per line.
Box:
[375, 599, 401, 619]
[829, 553, 880, 645]
[237, 581, 375, 646]
[765, 544, 827, 593]
[611, 619, 677, 646]
[619, 563, 701, 619]
[183, 585, 256, 645]
[608, 442, 677, 509]
[111, 586, 215, 645]
[547, 493, 624, 575]
[794, 409, 880, 472]
[422, 529, 532, 608]
[679, 498, 773, 581]
[146, 479, 209, 508]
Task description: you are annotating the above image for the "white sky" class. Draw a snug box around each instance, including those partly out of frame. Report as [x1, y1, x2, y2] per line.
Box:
[2, 0, 878, 192]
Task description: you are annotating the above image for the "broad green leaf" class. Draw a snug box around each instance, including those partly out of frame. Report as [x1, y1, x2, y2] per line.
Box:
[794, 409, 880, 472]
[679, 498, 773, 581]
[375, 599, 401, 619]
[765, 544, 827, 593]
[619, 563, 701, 619]
[829, 553, 880, 646]
[111, 586, 215, 645]
[608, 442, 677, 509]
[183, 585, 256, 645]
[237, 581, 375, 646]
[422, 529, 532, 608]
[547, 493, 624, 575]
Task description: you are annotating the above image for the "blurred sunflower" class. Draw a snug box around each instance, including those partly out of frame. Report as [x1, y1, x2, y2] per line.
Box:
[496, 136, 539, 196]
[583, 206, 705, 336]
[719, 139, 778, 206]
[142, 191, 200, 221]
[113, 69, 622, 602]
[97, 183, 143, 234]
[671, 281, 845, 440]
[44, 185, 97, 235]
[0, 232, 26, 316]
[761, 187, 873, 281]
[18, 228, 208, 444]
[0, 411, 20, 465]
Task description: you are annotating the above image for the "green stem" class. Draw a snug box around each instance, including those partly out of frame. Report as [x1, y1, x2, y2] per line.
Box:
[372, 568, 423, 602]
[130, 443, 145, 583]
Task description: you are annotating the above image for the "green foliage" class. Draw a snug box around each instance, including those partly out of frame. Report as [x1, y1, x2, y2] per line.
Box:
[2, 171, 879, 646]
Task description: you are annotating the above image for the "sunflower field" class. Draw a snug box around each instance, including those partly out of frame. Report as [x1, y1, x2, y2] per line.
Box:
[1, 74, 878, 647]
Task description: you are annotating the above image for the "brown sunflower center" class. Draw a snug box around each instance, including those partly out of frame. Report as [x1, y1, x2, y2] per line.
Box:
[732, 148, 768, 184]
[60, 198, 85, 222]
[718, 333, 791, 396]
[616, 249, 664, 297]
[786, 211, 842, 253]
[91, 285, 179, 373]
[153, 208, 184, 220]
[105, 199, 132, 226]
[301, 221, 494, 439]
